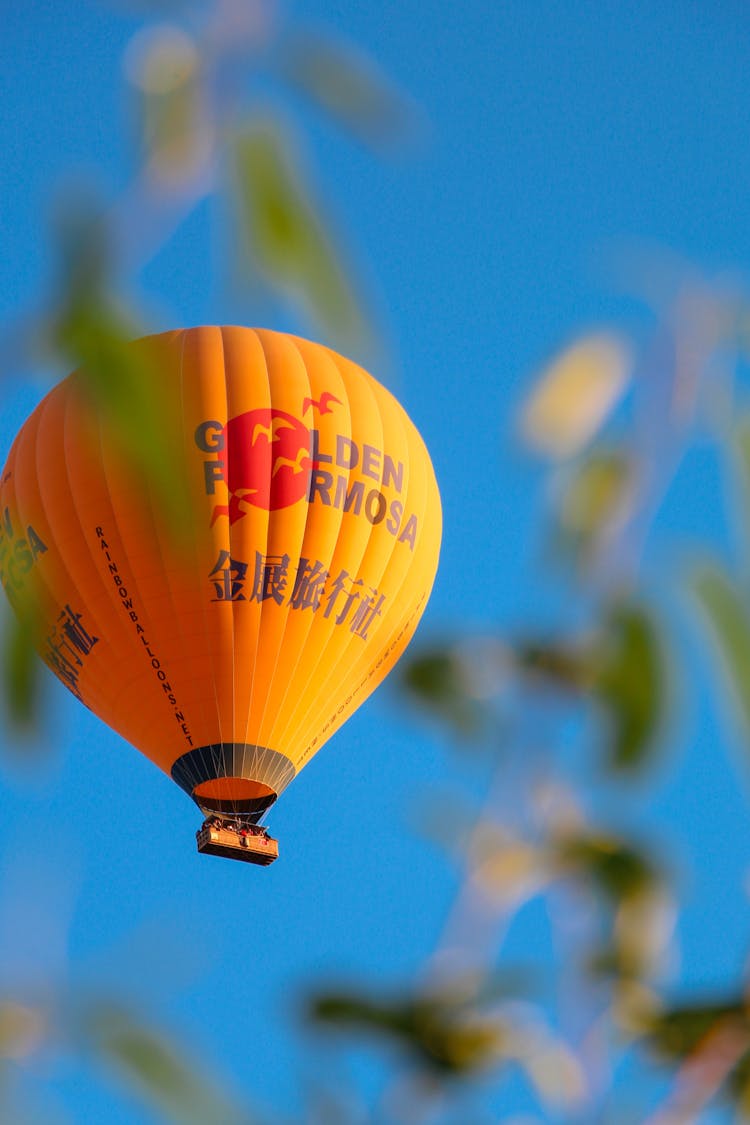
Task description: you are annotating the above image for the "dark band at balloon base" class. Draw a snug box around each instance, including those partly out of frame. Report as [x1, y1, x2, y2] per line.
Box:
[171, 743, 295, 819]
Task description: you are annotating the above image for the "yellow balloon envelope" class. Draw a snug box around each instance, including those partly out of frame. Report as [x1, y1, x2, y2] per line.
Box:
[0, 327, 441, 854]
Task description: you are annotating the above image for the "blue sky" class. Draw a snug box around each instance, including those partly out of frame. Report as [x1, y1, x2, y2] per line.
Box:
[3, 2, 750, 1121]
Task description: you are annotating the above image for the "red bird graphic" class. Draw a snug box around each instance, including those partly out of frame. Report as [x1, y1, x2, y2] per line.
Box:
[303, 391, 342, 416]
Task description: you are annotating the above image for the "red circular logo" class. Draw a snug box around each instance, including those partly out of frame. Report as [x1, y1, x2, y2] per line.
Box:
[218, 408, 311, 520]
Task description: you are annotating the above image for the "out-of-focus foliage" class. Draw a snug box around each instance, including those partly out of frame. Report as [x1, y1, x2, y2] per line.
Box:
[280, 30, 419, 152]
[1, 605, 41, 730]
[400, 599, 663, 771]
[554, 830, 659, 904]
[52, 210, 192, 535]
[309, 981, 587, 1112]
[310, 985, 506, 1076]
[387, 298, 750, 1120]
[398, 644, 495, 737]
[520, 333, 631, 460]
[83, 1003, 256, 1125]
[115, 8, 376, 353]
[0, 991, 260, 1125]
[692, 563, 750, 743]
[642, 996, 750, 1116]
[645, 997, 749, 1061]
[593, 602, 663, 771]
[553, 448, 636, 566]
[232, 122, 366, 348]
[125, 24, 206, 182]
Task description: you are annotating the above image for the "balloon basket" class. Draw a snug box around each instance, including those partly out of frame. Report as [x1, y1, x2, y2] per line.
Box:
[196, 818, 279, 866]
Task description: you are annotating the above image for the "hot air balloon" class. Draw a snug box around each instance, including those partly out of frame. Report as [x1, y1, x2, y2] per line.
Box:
[0, 327, 441, 865]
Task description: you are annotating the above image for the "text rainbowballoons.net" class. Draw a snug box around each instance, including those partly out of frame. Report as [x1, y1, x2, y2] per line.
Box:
[0, 327, 441, 854]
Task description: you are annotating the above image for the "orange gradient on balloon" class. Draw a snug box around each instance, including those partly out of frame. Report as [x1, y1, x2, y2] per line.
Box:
[0, 327, 441, 823]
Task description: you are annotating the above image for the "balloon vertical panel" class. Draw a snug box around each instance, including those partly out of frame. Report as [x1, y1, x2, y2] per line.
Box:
[254, 337, 353, 756]
[270, 346, 396, 764]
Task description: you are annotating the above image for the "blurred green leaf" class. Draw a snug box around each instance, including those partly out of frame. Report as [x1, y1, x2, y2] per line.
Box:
[555, 832, 658, 903]
[57, 301, 192, 534]
[513, 639, 593, 692]
[555, 449, 635, 563]
[502, 603, 662, 770]
[309, 987, 504, 1076]
[126, 24, 205, 182]
[730, 1049, 750, 1111]
[2, 612, 40, 729]
[520, 334, 631, 460]
[281, 31, 418, 151]
[588, 942, 644, 981]
[643, 998, 750, 1114]
[593, 602, 663, 771]
[620, 999, 750, 1111]
[51, 209, 191, 535]
[55, 199, 111, 298]
[692, 563, 750, 737]
[399, 646, 485, 736]
[645, 997, 748, 1060]
[85, 1003, 254, 1125]
[0, 577, 46, 734]
[232, 120, 366, 347]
